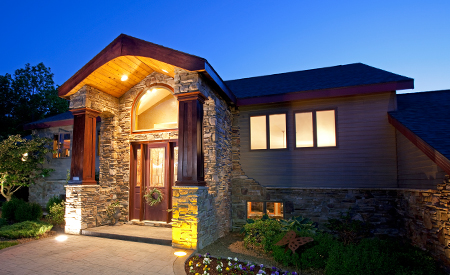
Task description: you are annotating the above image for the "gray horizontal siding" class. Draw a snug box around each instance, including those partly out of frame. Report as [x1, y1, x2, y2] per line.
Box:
[396, 130, 445, 189]
[238, 92, 398, 188]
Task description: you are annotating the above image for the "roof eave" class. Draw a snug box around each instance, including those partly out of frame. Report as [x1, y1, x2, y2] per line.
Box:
[388, 114, 450, 175]
[58, 34, 233, 100]
[237, 79, 414, 106]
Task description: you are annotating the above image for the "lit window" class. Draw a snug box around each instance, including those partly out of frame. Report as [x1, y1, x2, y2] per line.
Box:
[247, 201, 284, 219]
[250, 116, 266, 149]
[133, 87, 178, 132]
[250, 114, 286, 150]
[295, 110, 336, 148]
[53, 133, 71, 158]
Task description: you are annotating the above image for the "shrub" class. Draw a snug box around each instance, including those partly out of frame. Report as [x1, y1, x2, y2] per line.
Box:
[0, 218, 7, 227]
[325, 212, 371, 245]
[0, 220, 52, 239]
[46, 196, 63, 212]
[1, 197, 26, 221]
[14, 202, 43, 222]
[325, 238, 442, 275]
[47, 201, 65, 226]
[279, 216, 318, 234]
[243, 217, 282, 252]
[272, 231, 339, 269]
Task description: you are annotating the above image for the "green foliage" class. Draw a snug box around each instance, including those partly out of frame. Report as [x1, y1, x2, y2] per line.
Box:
[46, 201, 65, 226]
[106, 201, 120, 224]
[325, 212, 371, 245]
[0, 241, 19, 250]
[0, 135, 53, 201]
[243, 218, 282, 252]
[15, 202, 43, 222]
[0, 218, 7, 227]
[272, 231, 339, 269]
[325, 238, 441, 275]
[279, 216, 318, 234]
[0, 220, 52, 239]
[46, 195, 63, 212]
[1, 197, 25, 221]
[2, 198, 43, 222]
[0, 63, 68, 139]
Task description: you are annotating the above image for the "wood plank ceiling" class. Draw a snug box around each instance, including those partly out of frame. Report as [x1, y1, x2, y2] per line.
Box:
[66, 55, 176, 98]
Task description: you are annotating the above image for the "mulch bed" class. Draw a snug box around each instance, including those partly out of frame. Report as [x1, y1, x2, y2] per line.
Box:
[185, 254, 299, 275]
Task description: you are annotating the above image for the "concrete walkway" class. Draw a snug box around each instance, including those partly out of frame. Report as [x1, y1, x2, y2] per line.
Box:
[0, 234, 192, 275]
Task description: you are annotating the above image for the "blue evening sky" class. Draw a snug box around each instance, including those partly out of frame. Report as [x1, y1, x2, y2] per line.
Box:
[1, 0, 449, 93]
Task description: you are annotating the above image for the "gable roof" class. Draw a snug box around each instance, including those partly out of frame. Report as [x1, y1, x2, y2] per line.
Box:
[225, 63, 414, 105]
[389, 90, 450, 174]
[24, 111, 74, 130]
[58, 34, 236, 104]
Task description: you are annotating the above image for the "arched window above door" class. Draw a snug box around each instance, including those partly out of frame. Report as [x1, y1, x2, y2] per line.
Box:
[133, 86, 178, 132]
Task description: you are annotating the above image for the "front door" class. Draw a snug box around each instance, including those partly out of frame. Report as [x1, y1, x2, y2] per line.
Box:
[130, 142, 178, 223]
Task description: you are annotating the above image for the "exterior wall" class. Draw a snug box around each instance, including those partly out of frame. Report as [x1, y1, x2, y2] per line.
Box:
[65, 70, 233, 248]
[396, 129, 446, 189]
[29, 124, 100, 207]
[237, 92, 398, 188]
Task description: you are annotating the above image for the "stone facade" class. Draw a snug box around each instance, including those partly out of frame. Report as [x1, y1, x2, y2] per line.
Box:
[65, 69, 233, 249]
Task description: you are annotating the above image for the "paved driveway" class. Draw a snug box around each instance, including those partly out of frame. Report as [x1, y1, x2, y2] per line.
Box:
[0, 234, 190, 275]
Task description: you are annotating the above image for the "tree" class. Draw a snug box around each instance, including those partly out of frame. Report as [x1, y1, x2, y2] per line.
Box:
[0, 63, 68, 140]
[0, 135, 53, 201]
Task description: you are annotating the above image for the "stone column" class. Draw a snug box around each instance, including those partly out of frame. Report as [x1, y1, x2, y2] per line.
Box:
[68, 108, 101, 185]
[175, 91, 207, 186]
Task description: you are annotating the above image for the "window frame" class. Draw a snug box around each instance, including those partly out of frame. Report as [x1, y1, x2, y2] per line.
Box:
[130, 84, 178, 134]
[249, 112, 289, 151]
[294, 108, 338, 149]
[52, 132, 71, 159]
[246, 201, 285, 219]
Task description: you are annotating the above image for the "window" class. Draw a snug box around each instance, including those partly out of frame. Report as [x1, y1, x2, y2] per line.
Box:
[53, 133, 71, 158]
[295, 110, 336, 147]
[250, 114, 286, 150]
[133, 86, 178, 132]
[247, 201, 284, 219]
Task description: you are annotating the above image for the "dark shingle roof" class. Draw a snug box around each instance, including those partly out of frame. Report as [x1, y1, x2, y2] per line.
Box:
[224, 63, 413, 99]
[25, 111, 73, 125]
[389, 90, 450, 160]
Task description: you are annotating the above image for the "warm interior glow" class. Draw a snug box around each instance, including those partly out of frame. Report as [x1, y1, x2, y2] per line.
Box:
[295, 112, 314, 147]
[134, 87, 178, 131]
[174, 251, 187, 257]
[55, 235, 68, 242]
[269, 114, 286, 149]
[316, 110, 336, 147]
[250, 116, 267, 149]
[121, 75, 128, 81]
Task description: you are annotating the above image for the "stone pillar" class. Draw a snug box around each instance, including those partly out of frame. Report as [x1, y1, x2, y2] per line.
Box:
[172, 186, 212, 249]
[69, 108, 101, 185]
[175, 91, 207, 186]
[65, 185, 101, 234]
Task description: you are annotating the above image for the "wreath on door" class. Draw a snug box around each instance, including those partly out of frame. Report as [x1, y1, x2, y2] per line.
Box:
[144, 188, 164, 206]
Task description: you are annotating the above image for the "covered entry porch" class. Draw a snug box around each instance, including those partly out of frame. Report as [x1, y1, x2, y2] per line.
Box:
[58, 34, 234, 250]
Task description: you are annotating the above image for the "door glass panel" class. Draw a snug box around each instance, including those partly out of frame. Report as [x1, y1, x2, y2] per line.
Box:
[150, 147, 165, 187]
[136, 148, 142, 186]
[174, 146, 178, 184]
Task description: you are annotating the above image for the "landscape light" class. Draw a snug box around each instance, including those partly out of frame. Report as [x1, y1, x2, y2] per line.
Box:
[55, 235, 68, 242]
[174, 251, 187, 257]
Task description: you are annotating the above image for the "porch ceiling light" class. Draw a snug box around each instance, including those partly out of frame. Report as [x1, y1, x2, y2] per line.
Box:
[174, 251, 187, 257]
[55, 235, 68, 242]
[121, 75, 128, 81]
[161, 69, 168, 73]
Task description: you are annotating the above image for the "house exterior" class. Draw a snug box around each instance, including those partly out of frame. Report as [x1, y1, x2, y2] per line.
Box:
[49, 34, 450, 263]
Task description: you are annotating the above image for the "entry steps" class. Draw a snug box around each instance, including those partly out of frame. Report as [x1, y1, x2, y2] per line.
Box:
[80, 223, 172, 246]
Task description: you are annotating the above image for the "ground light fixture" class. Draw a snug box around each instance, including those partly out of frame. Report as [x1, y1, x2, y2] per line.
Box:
[174, 251, 187, 257]
[55, 235, 68, 242]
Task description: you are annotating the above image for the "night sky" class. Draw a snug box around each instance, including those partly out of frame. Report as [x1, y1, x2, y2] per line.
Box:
[1, 0, 449, 93]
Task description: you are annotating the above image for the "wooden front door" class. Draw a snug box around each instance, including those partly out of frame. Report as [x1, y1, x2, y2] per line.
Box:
[130, 142, 178, 223]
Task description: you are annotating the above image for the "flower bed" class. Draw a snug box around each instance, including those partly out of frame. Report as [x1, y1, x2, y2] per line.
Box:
[185, 253, 299, 275]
